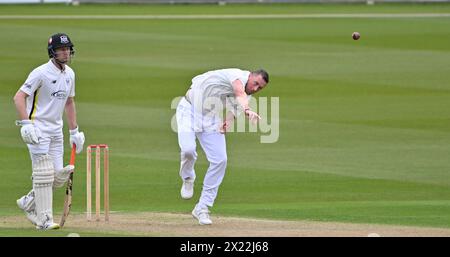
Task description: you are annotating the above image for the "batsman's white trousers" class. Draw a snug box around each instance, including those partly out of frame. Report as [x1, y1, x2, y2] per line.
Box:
[27, 134, 64, 171]
[176, 97, 227, 208]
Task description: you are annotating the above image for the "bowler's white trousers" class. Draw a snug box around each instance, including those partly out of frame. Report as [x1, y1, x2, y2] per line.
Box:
[176, 97, 227, 209]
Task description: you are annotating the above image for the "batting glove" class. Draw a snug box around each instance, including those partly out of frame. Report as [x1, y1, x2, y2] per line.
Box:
[69, 126, 85, 154]
[16, 119, 41, 145]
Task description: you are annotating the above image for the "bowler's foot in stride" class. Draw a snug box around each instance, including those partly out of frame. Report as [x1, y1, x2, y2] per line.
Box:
[192, 204, 212, 225]
[181, 178, 195, 199]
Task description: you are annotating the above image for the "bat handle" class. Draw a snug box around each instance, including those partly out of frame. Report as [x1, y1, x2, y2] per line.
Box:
[69, 143, 76, 165]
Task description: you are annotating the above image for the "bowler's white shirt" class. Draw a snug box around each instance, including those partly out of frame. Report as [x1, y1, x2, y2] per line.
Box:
[20, 60, 75, 136]
[187, 68, 251, 116]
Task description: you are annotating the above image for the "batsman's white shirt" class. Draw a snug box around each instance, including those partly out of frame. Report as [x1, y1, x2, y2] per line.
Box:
[20, 60, 75, 137]
[186, 68, 251, 117]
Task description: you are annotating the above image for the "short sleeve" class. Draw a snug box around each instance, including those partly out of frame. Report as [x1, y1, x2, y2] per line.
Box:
[19, 69, 42, 96]
[225, 69, 245, 85]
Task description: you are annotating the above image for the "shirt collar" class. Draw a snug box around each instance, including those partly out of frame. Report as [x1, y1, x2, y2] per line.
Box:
[48, 59, 66, 74]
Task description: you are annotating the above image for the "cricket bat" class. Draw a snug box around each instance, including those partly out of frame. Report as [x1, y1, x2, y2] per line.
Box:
[60, 144, 76, 228]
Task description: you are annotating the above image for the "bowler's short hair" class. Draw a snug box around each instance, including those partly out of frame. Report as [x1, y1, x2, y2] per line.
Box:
[252, 69, 269, 84]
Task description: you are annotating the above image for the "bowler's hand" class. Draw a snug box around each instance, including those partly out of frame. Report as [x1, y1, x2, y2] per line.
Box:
[244, 109, 261, 124]
[219, 121, 231, 134]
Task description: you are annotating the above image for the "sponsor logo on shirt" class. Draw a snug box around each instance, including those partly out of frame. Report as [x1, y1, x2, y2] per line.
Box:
[24, 83, 32, 89]
[51, 90, 67, 99]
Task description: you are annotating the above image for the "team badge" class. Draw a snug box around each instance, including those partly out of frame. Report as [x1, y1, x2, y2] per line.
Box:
[60, 36, 69, 44]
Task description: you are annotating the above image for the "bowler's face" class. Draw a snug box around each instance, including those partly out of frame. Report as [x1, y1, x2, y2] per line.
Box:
[245, 74, 267, 95]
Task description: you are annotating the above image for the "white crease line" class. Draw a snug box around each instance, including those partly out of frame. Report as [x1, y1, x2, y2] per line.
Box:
[0, 13, 450, 19]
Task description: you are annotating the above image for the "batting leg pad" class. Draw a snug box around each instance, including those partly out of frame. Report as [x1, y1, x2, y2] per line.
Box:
[53, 165, 74, 189]
[32, 154, 55, 227]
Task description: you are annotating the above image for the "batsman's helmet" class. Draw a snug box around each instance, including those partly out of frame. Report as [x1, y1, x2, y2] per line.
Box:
[47, 33, 75, 58]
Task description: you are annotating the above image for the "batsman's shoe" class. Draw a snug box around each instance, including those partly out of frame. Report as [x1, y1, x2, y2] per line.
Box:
[192, 205, 212, 225]
[17, 202, 39, 226]
[36, 222, 60, 230]
[16, 192, 38, 226]
[17, 190, 35, 211]
[24, 210, 39, 226]
[36, 213, 60, 230]
[181, 178, 195, 199]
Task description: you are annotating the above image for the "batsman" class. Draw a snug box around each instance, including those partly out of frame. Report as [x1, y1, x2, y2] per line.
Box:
[13, 33, 85, 230]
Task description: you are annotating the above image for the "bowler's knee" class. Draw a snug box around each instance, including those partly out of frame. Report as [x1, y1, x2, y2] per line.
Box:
[212, 155, 227, 167]
[181, 148, 197, 160]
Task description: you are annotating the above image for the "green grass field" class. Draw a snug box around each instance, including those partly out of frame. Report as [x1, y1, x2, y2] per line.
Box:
[1, 3, 450, 236]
